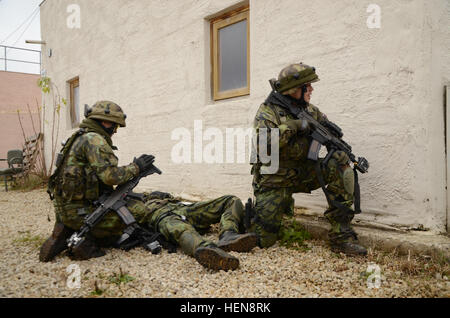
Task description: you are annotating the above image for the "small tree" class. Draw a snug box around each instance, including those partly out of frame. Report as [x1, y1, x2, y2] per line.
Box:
[38, 76, 67, 177]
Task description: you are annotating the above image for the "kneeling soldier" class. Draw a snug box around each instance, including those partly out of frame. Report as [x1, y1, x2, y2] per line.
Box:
[250, 64, 367, 256]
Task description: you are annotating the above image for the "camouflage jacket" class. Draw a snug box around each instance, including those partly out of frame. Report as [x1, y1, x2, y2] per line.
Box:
[251, 92, 327, 187]
[53, 118, 139, 209]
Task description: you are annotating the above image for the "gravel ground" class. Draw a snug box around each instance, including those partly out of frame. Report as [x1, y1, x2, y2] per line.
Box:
[0, 188, 448, 298]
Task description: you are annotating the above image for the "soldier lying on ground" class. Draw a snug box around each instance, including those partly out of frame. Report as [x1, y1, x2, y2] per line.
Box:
[39, 101, 257, 271]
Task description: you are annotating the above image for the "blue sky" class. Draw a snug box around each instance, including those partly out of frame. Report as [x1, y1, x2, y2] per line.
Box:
[0, 0, 42, 73]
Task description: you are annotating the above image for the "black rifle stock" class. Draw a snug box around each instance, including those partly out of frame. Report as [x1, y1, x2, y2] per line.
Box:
[67, 158, 162, 251]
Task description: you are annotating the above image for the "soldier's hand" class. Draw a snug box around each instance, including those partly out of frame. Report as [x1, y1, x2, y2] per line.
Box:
[332, 151, 350, 165]
[134, 154, 155, 173]
[287, 119, 310, 134]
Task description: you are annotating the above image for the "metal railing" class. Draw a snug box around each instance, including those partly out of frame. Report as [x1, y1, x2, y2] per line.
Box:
[0, 45, 41, 74]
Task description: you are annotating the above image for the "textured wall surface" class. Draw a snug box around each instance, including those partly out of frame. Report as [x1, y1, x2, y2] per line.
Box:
[40, 0, 450, 232]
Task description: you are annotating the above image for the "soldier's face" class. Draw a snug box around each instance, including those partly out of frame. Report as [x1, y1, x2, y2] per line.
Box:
[303, 84, 313, 103]
[291, 84, 313, 102]
[101, 121, 119, 135]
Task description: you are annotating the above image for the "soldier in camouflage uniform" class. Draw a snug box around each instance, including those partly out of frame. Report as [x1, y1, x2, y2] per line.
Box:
[39, 101, 256, 271]
[142, 191, 257, 270]
[250, 63, 367, 256]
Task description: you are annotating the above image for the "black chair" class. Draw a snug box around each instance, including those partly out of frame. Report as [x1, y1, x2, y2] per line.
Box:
[0, 149, 24, 191]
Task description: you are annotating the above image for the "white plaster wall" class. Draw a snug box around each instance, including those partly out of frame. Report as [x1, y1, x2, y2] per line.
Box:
[40, 0, 450, 232]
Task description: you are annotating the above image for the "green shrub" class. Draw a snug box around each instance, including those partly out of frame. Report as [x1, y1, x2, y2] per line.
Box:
[108, 268, 135, 286]
[279, 219, 312, 251]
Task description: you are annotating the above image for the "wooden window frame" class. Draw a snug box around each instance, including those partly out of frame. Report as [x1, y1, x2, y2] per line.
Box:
[69, 77, 80, 128]
[211, 6, 250, 101]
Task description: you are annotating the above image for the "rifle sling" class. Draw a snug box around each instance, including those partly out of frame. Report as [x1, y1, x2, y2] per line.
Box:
[353, 168, 361, 214]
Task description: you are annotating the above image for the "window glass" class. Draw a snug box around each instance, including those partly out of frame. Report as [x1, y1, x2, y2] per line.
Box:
[68, 78, 80, 128]
[73, 85, 80, 125]
[211, 7, 249, 101]
[219, 19, 247, 92]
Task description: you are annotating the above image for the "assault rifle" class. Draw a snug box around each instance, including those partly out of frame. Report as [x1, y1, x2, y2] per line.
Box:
[268, 79, 369, 173]
[67, 156, 163, 254]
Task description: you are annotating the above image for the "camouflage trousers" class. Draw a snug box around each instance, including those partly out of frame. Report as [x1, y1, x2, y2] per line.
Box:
[147, 195, 245, 256]
[251, 158, 356, 247]
[55, 195, 245, 256]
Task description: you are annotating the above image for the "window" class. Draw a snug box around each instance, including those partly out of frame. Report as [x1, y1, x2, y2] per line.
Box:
[68, 77, 80, 128]
[211, 6, 249, 101]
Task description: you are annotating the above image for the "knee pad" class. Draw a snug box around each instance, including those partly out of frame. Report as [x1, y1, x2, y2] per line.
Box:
[230, 197, 245, 220]
[342, 167, 355, 195]
[179, 231, 197, 256]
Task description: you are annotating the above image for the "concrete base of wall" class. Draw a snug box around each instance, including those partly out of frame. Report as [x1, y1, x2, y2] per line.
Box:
[296, 214, 450, 262]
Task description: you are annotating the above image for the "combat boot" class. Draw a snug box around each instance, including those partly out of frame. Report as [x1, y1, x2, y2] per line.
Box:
[70, 236, 106, 261]
[325, 207, 366, 256]
[39, 222, 74, 262]
[194, 245, 239, 271]
[331, 242, 367, 256]
[217, 231, 258, 253]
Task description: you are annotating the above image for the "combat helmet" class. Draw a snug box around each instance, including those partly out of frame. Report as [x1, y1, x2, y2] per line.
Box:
[271, 63, 319, 95]
[84, 101, 127, 127]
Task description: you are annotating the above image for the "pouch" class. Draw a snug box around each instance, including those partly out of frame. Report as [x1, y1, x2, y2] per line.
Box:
[61, 166, 85, 201]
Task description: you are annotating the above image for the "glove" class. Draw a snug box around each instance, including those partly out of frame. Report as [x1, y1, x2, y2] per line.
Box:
[287, 119, 310, 134]
[145, 191, 174, 201]
[332, 151, 350, 165]
[134, 154, 155, 173]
